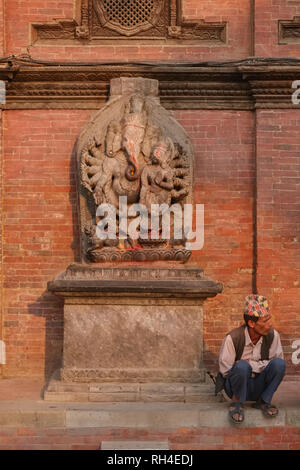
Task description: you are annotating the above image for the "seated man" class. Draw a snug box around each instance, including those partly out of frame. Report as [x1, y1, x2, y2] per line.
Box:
[218, 294, 286, 424]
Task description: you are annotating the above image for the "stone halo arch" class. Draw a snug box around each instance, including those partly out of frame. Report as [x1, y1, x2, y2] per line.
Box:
[76, 77, 194, 262]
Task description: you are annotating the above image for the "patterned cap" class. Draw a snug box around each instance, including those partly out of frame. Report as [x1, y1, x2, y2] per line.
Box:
[244, 294, 270, 318]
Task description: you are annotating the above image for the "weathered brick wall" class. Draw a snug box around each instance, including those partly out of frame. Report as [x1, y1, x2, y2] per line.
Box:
[5, 0, 251, 61]
[0, 109, 3, 374]
[0, 426, 300, 450]
[256, 110, 300, 376]
[255, 0, 300, 57]
[0, 0, 4, 55]
[0, 1, 300, 379]
[2, 109, 256, 378]
[173, 110, 255, 373]
[6, 1, 300, 61]
[183, 0, 252, 57]
[0, 0, 3, 374]
[2, 110, 93, 377]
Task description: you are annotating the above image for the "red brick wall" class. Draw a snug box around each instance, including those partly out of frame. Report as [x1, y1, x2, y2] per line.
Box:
[5, 1, 300, 60]
[173, 110, 255, 372]
[4, 0, 251, 62]
[0, 0, 4, 56]
[0, 0, 3, 370]
[0, 2, 300, 379]
[256, 110, 300, 376]
[255, 0, 300, 57]
[0, 0, 4, 375]
[0, 426, 300, 450]
[0, 109, 3, 374]
[2, 110, 93, 377]
[1, 109, 256, 378]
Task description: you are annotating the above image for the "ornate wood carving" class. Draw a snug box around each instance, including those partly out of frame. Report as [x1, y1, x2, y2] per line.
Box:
[239, 64, 300, 109]
[279, 17, 300, 44]
[32, 19, 79, 41]
[2, 59, 300, 110]
[31, 0, 226, 44]
[92, 0, 166, 37]
[76, 0, 89, 39]
[167, 20, 226, 42]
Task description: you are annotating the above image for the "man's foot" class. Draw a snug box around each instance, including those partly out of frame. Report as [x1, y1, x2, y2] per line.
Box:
[229, 402, 244, 423]
[252, 399, 279, 417]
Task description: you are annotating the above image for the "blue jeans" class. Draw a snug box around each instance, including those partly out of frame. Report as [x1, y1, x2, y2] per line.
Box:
[224, 358, 286, 405]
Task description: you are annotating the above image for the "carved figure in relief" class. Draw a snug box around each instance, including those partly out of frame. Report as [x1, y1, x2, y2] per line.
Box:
[85, 95, 148, 211]
[140, 136, 174, 212]
[80, 90, 192, 261]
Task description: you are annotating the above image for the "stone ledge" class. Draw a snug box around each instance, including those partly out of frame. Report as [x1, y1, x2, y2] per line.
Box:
[0, 401, 298, 429]
[48, 279, 222, 295]
[101, 440, 169, 450]
[44, 380, 214, 403]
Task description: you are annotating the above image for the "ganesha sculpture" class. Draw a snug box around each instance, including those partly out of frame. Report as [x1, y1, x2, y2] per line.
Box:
[77, 77, 194, 263]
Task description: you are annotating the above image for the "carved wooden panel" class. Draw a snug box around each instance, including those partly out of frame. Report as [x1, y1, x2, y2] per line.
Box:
[279, 17, 300, 44]
[31, 0, 227, 44]
[92, 0, 167, 37]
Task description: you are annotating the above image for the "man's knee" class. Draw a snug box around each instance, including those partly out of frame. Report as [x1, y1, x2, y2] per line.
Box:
[268, 357, 286, 374]
[233, 360, 252, 375]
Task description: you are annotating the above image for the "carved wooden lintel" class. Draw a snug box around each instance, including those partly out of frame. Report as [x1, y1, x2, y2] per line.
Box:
[279, 16, 300, 44]
[2, 59, 300, 110]
[31, 0, 227, 45]
[239, 64, 300, 109]
[167, 20, 226, 42]
[0, 65, 19, 83]
[32, 19, 79, 41]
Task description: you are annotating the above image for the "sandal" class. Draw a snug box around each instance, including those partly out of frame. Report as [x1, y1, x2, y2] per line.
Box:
[252, 400, 279, 417]
[229, 402, 244, 424]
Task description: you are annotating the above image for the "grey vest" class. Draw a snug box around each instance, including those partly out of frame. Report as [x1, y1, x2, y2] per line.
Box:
[229, 324, 274, 361]
[214, 325, 275, 395]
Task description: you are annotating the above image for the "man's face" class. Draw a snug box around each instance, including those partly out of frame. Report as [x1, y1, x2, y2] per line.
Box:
[248, 314, 273, 336]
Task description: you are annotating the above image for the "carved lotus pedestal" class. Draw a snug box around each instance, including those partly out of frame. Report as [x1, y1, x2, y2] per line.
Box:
[44, 264, 222, 402]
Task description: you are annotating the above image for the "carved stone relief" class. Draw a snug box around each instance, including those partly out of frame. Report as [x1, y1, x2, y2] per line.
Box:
[77, 77, 193, 263]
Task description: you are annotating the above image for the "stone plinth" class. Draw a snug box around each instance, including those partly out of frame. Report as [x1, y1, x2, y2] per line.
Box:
[45, 264, 222, 401]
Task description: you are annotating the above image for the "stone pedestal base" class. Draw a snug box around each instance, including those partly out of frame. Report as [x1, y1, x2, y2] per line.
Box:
[44, 377, 219, 403]
[45, 264, 222, 401]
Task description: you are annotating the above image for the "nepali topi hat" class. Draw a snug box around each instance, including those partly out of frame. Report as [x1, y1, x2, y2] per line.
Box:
[244, 294, 270, 319]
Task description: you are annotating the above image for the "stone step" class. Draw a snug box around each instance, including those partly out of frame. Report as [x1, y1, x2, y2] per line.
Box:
[0, 400, 298, 429]
[65, 403, 287, 429]
[44, 381, 219, 403]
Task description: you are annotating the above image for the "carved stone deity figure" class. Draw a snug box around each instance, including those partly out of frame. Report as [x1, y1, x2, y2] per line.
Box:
[78, 77, 193, 263]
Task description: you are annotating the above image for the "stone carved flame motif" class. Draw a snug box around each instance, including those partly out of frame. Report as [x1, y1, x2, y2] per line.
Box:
[93, 0, 164, 36]
[80, 91, 192, 263]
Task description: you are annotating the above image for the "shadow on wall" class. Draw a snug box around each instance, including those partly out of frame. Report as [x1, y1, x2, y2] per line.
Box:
[28, 291, 64, 381]
[27, 140, 82, 381]
[27, 139, 83, 380]
[69, 140, 82, 263]
[203, 343, 220, 378]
